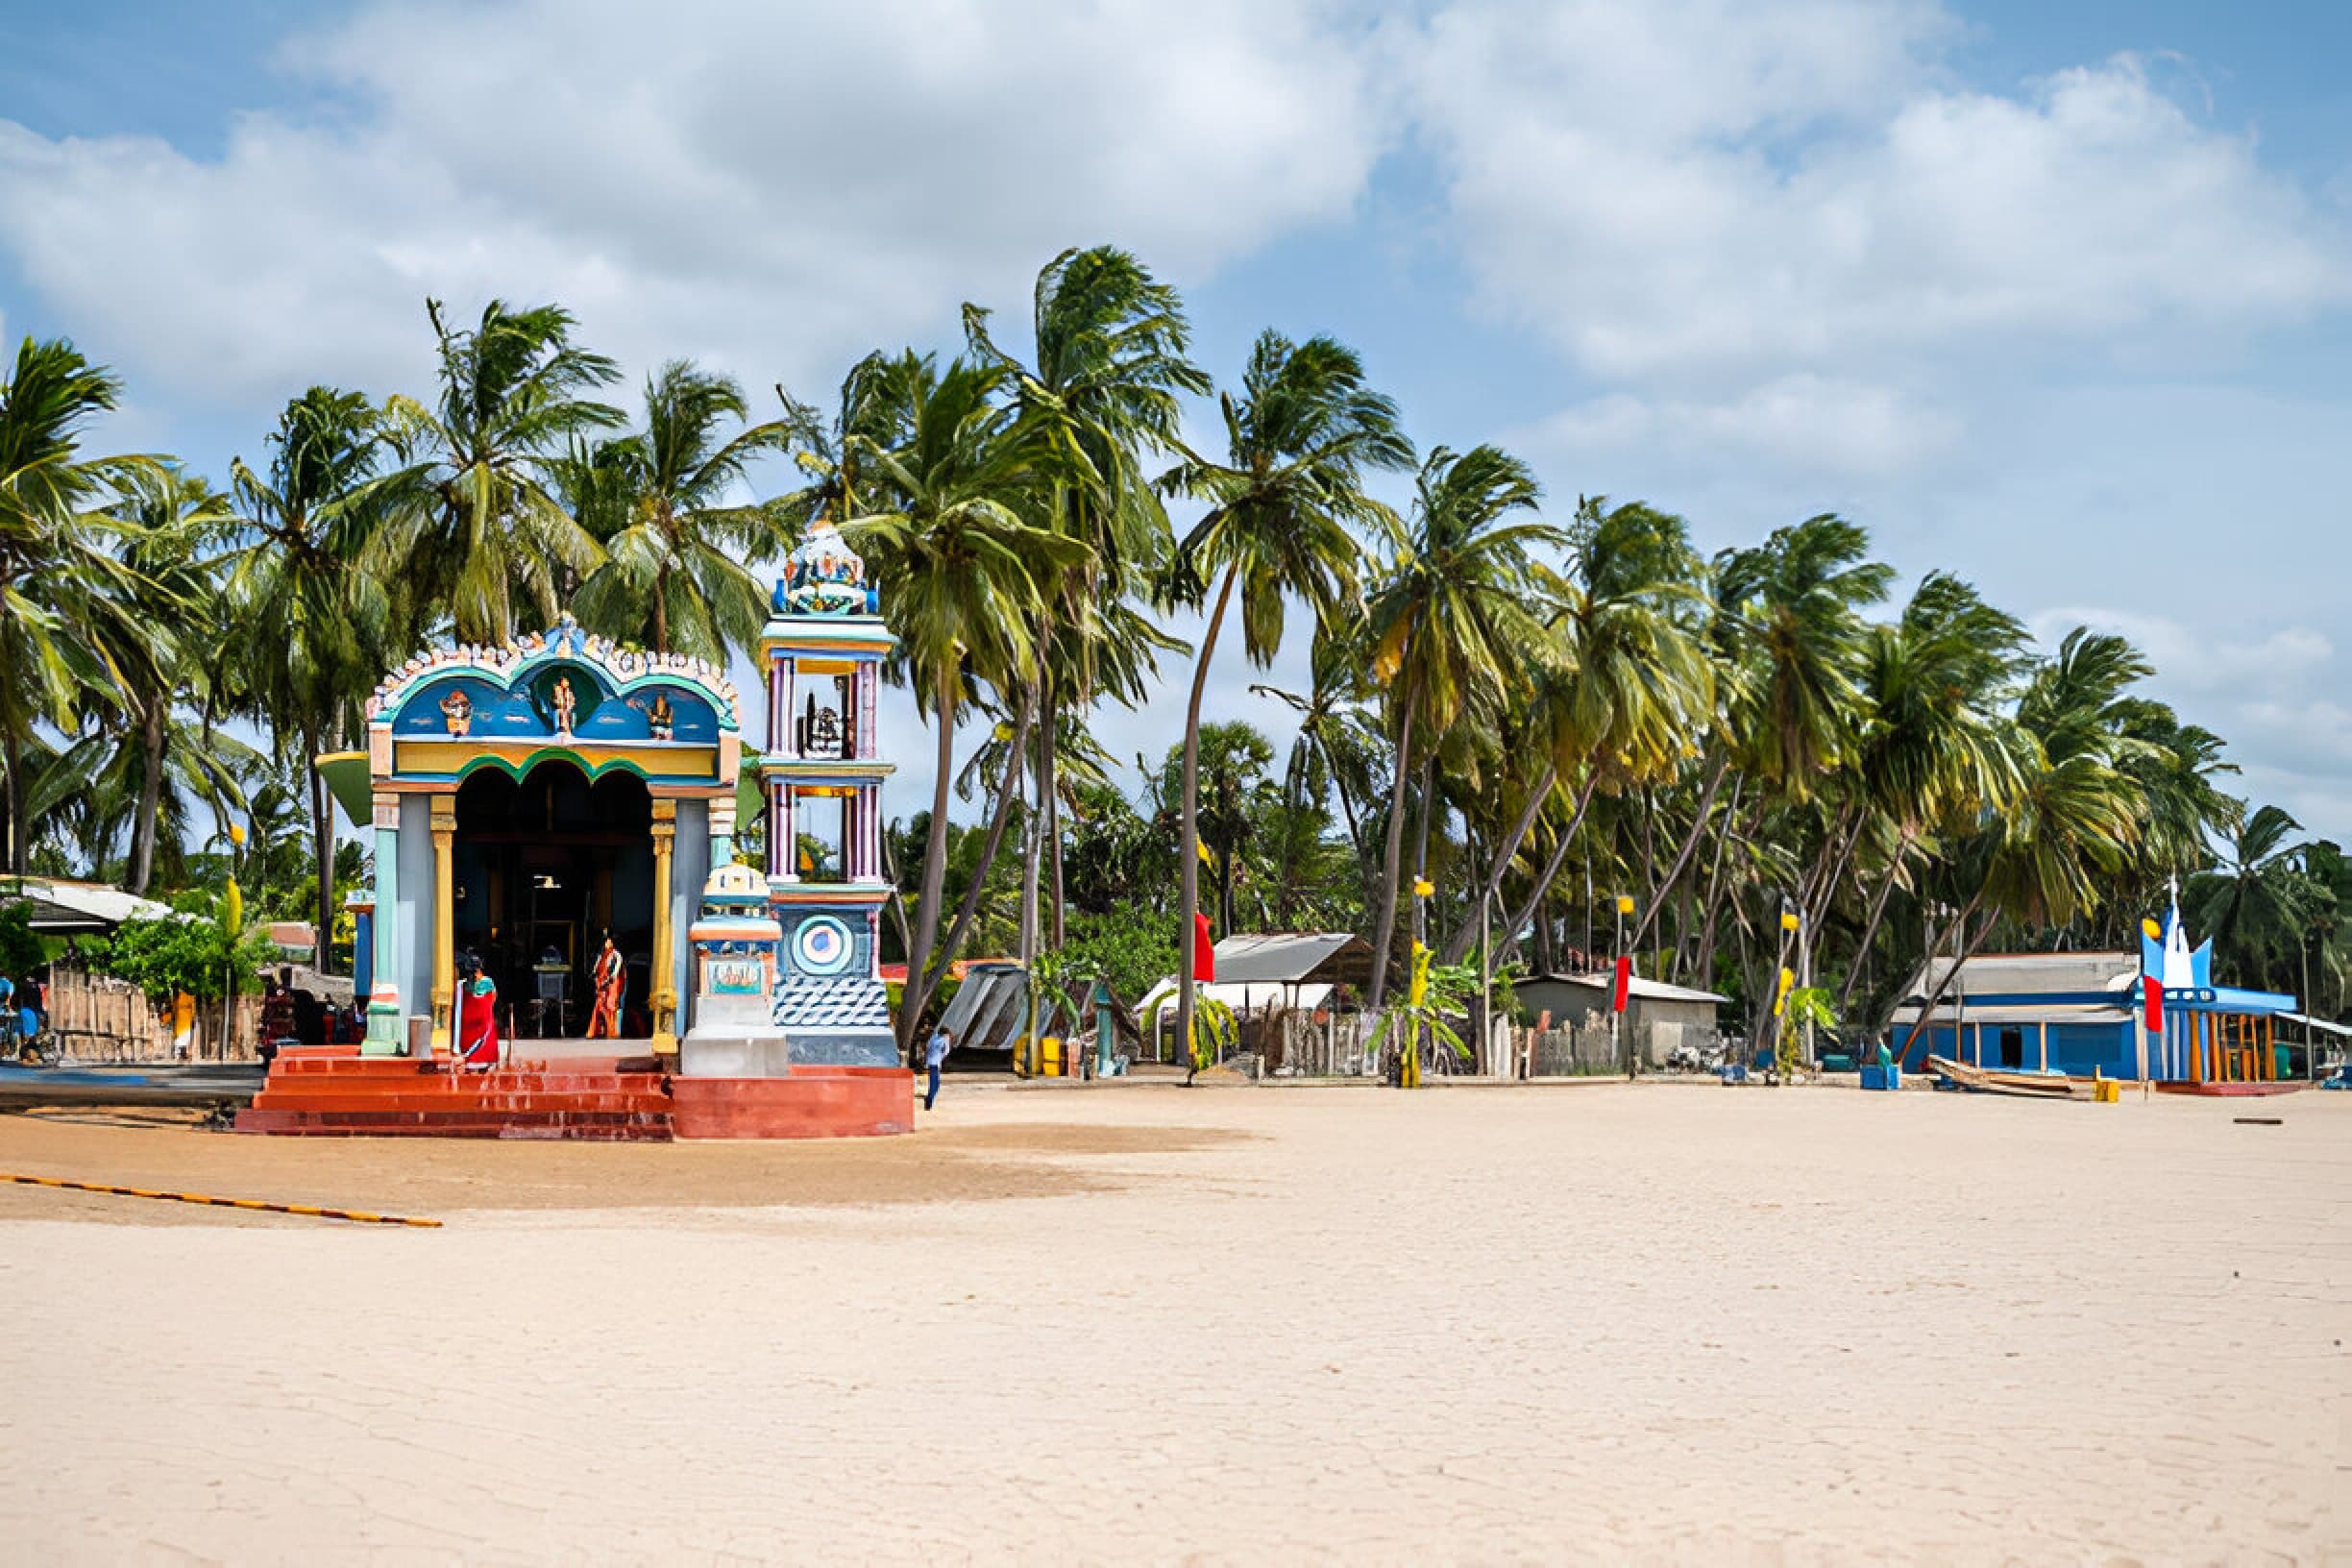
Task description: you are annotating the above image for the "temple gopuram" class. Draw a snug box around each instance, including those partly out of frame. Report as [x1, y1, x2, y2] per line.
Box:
[237, 521, 912, 1139]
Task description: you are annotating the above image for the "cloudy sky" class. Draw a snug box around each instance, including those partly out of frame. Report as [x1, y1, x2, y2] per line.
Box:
[4, 0, 2347, 841]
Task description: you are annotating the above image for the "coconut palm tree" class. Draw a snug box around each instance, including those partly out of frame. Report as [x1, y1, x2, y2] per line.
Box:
[377, 299, 623, 644]
[231, 387, 402, 960]
[1711, 515, 1891, 1005]
[0, 337, 157, 879]
[1833, 573, 2029, 1013]
[1893, 629, 2147, 1056]
[86, 463, 237, 894]
[569, 359, 794, 662]
[1360, 445, 1556, 1006]
[837, 354, 1080, 1050]
[1477, 499, 1714, 967]
[1160, 331, 1411, 1065]
[2187, 805, 2324, 992]
[966, 246, 1207, 948]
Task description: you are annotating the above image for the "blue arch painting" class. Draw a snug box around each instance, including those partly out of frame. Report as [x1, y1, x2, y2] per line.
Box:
[393, 665, 720, 746]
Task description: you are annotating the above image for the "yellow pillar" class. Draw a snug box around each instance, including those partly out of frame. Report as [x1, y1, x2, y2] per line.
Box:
[650, 799, 677, 1060]
[429, 796, 456, 1052]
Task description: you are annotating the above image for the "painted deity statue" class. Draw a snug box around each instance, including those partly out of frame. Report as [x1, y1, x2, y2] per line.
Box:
[630, 692, 674, 741]
[439, 688, 473, 737]
[551, 674, 577, 738]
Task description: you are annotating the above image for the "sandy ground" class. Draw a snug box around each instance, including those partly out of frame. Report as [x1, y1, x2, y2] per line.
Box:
[0, 1081, 2345, 1565]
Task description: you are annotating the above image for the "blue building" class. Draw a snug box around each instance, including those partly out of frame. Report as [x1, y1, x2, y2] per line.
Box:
[1890, 903, 2297, 1087]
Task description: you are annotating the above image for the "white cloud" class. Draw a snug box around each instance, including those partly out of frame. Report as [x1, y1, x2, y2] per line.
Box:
[0, 0, 1386, 408]
[1404, 6, 2344, 385]
[1531, 374, 1961, 478]
[2030, 607, 2333, 698]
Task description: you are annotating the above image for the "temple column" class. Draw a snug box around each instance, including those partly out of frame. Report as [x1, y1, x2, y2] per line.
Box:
[710, 795, 737, 870]
[651, 799, 678, 1059]
[780, 659, 797, 756]
[778, 785, 798, 880]
[856, 662, 877, 760]
[364, 792, 404, 1054]
[429, 796, 456, 1053]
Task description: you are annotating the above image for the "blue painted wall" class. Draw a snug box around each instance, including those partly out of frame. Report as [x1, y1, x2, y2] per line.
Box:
[1915, 1019, 2135, 1076]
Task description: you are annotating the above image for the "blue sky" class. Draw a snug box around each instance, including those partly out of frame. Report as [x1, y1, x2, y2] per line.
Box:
[3, 0, 2347, 843]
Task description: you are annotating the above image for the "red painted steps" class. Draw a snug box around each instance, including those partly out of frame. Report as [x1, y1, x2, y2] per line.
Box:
[235, 1109, 673, 1140]
[238, 1054, 677, 1141]
[234, 1050, 917, 1140]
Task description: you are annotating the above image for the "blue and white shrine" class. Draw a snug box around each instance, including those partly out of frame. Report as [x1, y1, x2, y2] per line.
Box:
[749, 519, 899, 1068]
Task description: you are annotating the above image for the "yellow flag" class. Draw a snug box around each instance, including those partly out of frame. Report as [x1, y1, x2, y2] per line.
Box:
[1196, 839, 1214, 866]
[1773, 966, 1794, 1017]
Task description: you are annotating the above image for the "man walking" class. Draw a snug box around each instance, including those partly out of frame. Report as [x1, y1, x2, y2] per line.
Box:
[924, 1025, 954, 1111]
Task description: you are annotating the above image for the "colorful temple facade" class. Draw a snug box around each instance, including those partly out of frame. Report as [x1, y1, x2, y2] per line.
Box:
[280, 521, 911, 1139]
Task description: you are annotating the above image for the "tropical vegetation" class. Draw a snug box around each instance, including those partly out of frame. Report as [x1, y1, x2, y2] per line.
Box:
[3, 244, 2345, 1065]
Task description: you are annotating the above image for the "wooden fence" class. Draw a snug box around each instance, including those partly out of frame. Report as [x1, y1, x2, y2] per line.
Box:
[38, 964, 262, 1062]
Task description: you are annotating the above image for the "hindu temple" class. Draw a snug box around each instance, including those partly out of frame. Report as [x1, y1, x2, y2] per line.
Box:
[235, 520, 913, 1139]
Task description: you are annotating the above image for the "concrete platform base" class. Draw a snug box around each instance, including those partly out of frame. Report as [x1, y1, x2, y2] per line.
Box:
[669, 1068, 914, 1139]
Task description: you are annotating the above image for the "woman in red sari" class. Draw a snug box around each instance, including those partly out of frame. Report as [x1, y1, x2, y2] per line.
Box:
[586, 936, 625, 1039]
[456, 952, 501, 1069]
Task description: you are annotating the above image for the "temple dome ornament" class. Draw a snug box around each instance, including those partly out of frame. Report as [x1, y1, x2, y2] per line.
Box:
[777, 518, 877, 617]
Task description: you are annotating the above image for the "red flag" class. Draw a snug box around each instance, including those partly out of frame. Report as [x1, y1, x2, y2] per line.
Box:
[1192, 912, 1215, 983]
[2142, 974, 2164, 1034]
[1612, 954, 1632, 1013]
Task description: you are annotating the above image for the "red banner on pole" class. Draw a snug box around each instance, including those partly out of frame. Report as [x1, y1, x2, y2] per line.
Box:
[1192, 912, 1216, 983]
[1612, 955, 1632, 1013]
[2142, 974, 2164, 1034]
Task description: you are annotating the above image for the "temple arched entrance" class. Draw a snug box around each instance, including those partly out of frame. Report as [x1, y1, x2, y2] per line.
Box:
[453, 762, 654, 1039]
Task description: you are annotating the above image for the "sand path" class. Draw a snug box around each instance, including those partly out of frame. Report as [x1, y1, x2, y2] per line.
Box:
[1, 1082, 2345, 1563]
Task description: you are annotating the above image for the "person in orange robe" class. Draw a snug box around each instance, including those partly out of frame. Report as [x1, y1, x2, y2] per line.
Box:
[586, 936, 625, 1039]
[456, 952, 501, 1069]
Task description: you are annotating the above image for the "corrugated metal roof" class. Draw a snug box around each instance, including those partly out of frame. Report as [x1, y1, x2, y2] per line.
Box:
[1899, 951, 2139, 999]
[4, 881, 176, 933]
[1202, 932, 1373, 986]
[1532, 971, 1728, 1005]
[935, 964, 1069, 1052]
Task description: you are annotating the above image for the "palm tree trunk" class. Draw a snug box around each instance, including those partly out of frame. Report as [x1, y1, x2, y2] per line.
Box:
[1219, 845, 1237, 937]
[1497, 774, 1602, 961]
[310, 720, 340, 974]
[4, 729, 25, 881]
[1017, 716, 1040, 982]
[1439, 760, 1556, 965]
[1176, 565, 1239, 1080]
[129, 702, 167, 896]
[1837, 837, 1909, 1015]
[1307, 721, 1370, 867]
[933, 697, 1034, 988]
[651, 569, 671, 654]
[1889, 892, 1988, 1063]
[1363, 674, 1421, 1011]
[1629, 755, 1728, 952]
[1692, 780, 1756, 985]
[900, 668, 961, 1055]
[1042, 671, 1066, 949]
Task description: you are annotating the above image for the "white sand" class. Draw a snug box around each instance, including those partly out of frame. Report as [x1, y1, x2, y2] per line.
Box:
[1, 1083, 2346, 1563]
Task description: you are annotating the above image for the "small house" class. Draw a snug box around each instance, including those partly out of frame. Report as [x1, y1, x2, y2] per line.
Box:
[1513, 971, 1727, 1066]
